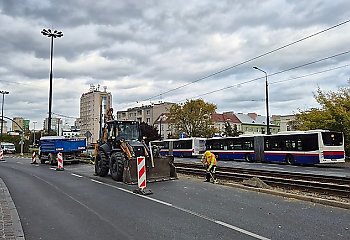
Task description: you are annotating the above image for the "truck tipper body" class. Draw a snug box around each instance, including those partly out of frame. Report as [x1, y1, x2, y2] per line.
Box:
[39, 136, 86, 164]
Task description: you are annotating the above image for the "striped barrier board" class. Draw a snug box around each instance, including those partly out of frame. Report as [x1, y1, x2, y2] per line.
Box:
[0, 150, 3, 161]
[134, 156, 153, 195]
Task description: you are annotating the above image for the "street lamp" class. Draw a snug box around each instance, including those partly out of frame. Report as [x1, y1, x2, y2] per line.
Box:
[41, 28, 63, 135]
[253, 66, 270, 135]
[0, 91, 9, 135]
[33, 121, 37, 146]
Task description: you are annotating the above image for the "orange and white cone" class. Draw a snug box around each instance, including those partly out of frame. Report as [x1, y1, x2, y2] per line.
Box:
[0, 149, 4, 161]
[56, 152, 64, 171]
[31, 151, 38, 164]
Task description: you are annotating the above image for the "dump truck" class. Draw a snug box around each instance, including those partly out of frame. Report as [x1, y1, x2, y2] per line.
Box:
[39, 136, 87, 164]
[94, 120, 177, 184]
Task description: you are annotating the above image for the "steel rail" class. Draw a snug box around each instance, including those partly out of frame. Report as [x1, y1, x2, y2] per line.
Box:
[174, 162, 350, 198]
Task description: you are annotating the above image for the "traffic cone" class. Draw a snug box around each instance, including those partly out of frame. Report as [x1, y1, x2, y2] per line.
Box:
[0, 149, 4, 161]
[31, 151, 38, 164]
[56, 152, 64, 171]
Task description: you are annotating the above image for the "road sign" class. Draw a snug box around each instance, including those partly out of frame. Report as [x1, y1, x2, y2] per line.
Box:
[179, 132, 187, 138]
[85, 130, 92, 138]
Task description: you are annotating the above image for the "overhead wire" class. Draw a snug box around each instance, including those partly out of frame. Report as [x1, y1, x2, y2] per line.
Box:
[176, 50, 350, 101]
[140, 19, 350, 102]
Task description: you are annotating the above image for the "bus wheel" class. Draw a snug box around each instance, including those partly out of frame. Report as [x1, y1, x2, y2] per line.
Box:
[245, 154, 252, 162]
[285, 155, 294, 165]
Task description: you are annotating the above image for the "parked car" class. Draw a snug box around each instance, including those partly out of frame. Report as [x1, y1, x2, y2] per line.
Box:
[1, 142, 16, 154]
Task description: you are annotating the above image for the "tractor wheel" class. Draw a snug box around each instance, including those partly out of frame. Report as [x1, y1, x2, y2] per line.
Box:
[95, 150, 109, 177]
[110, 152, 125, 181]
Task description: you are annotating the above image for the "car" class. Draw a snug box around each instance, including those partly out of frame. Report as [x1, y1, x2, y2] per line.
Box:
[1, 142, 16, 154]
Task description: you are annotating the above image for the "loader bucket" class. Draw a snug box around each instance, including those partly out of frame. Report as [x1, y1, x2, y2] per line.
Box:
[123, 155, 177, 184]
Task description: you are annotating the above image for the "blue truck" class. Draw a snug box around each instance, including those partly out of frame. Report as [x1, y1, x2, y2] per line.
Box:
[39, 136, 87, 164]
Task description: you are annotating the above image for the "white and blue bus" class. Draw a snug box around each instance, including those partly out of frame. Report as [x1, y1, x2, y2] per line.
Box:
[151, 138, 206, 157]
[206, 130, 345, 165]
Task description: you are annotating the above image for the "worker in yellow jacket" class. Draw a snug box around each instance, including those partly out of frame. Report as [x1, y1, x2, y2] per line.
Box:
[201, 150, 217, 182]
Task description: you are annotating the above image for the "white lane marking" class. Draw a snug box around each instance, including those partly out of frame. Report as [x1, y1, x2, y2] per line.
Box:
[90, 179, 270, 240]
[50, 167, 57, 170]
[71, 173, 83, 178]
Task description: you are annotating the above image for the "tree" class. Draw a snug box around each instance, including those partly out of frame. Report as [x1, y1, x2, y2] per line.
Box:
[224, 122, 242, 137]
[292, 86, 350, 155]
[169, 99, 217, 138]
[139, 122, 160, 144]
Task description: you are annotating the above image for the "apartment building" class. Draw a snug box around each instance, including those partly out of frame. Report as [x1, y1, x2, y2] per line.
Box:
[117, 102, 174, 125]
[79, 86, 112, 144]
[43, 117, 63, 134]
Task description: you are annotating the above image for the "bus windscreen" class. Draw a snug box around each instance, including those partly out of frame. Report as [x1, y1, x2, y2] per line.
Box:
[321, 132, 343, 146]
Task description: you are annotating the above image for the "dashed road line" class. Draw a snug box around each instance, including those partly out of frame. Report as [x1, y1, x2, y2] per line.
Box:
[71, 173, 83, 178]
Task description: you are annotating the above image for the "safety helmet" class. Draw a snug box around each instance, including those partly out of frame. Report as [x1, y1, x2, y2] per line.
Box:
[204, 150, 211, 157]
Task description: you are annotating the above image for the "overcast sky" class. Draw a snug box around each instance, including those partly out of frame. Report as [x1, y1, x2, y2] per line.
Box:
[0, 0, 349, 129]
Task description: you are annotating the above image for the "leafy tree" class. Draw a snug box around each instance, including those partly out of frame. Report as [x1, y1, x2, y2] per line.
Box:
[139, 122, 160, 144]
[292, 86, 350, 156]
[169, 99, 217, 138]
[224, 122, 242, 137]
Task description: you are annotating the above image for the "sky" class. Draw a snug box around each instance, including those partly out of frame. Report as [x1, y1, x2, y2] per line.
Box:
[0, 0, 349, 130]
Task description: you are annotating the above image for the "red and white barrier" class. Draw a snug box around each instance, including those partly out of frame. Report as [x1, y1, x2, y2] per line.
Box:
[31, 151, 37, 164]
[137, 156, 146, 189]
[56, 152, 64, 171]
[0, 149, 3, 161]
[134, 156, 152, 195]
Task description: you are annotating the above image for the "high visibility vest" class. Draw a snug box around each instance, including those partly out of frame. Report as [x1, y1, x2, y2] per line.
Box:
[205, 153, 217, 167]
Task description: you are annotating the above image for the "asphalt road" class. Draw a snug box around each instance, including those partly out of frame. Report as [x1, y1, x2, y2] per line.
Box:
[0, 157, 349, 240]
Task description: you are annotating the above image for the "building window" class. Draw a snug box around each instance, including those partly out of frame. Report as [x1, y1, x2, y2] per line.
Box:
[146, 118, 150, 123]
[146, 110, 150, 115]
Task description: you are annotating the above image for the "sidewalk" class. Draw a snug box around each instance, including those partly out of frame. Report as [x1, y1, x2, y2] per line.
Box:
[0, 178, 25, 240]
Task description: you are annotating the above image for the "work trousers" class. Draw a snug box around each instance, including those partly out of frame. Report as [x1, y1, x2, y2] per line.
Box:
[206, 165, 217, 182]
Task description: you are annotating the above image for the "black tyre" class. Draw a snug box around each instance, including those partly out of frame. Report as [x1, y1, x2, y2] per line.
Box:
[244, 153, 252, 162]
[110, 152, 125, 181]
[95, 150, 109, 177]
[285, 154, 294, 165]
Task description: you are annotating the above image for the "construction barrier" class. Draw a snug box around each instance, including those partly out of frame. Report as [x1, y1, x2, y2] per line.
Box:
[56, 152, 64, 171]
[0, 150, 3, 161]
[31, 152, 38, 164]
[133, 156, 152, 195]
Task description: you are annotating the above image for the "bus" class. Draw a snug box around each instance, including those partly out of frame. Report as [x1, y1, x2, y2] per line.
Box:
[151, 138, 206, 157]
[206, 130, 345, 165]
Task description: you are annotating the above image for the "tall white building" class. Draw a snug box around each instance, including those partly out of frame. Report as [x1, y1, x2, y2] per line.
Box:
[79, 85, 112, 144]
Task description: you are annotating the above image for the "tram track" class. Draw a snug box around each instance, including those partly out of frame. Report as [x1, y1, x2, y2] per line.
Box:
[174, 162, 350, 198]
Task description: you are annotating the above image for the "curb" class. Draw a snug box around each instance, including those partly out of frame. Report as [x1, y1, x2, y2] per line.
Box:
[223, 182, 350, 210]
[0, 178, 25, 240]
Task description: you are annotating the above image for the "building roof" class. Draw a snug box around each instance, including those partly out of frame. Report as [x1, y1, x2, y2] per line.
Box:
[211, 113, 241, 123]
[235, 113, 268, 125]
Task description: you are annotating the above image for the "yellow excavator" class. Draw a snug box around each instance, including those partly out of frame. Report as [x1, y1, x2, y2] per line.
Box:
[94, 110, 177, 184]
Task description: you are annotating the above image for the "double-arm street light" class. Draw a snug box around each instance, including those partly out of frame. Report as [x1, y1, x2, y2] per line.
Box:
[0, 90, 9, 135]
[253, 66, 270, 135]
[41, 28, 63, 135]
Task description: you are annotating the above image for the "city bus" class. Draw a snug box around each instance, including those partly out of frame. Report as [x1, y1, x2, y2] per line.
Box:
[206, 130, 345, 165]
[151, 138, 206, 157]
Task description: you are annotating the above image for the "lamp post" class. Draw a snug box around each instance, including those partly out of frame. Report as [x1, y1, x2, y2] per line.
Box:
[41, 28, 63, 135]
[33, 121, 37, 146]
[253, 66, 270, 135]
[0, 91, 9, 135]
